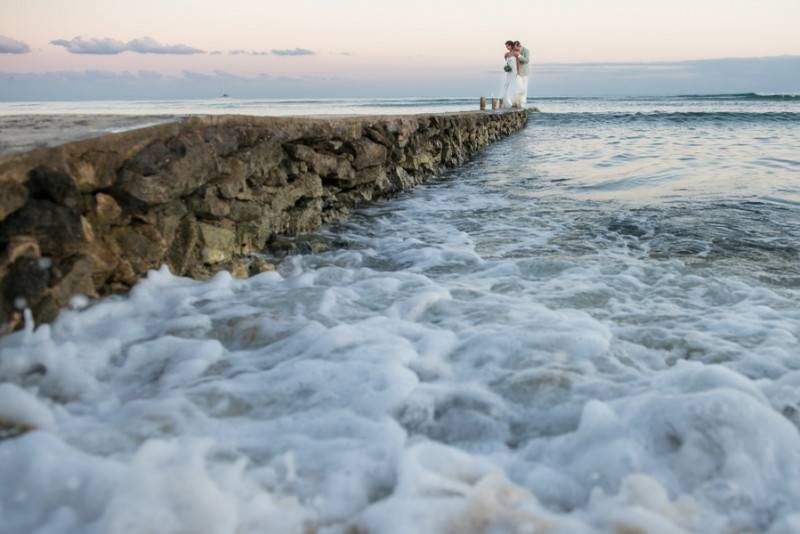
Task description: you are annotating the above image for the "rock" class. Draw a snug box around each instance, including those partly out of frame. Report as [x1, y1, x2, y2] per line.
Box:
[228, 201, 262, 222]
[244, 138, 283, 180]
[51, 255, 98, 302]
[0, 235, 40, 269]
[330, 165, 388, 189]
[70, 160, 106, 192]
[351, 138, 388, 170]
[270, 173, 324, 212]
[27, 166, 81, 209]
[285, 144, 339, 176]
[117, 133, 218, 205]
[167, 216, 199, 275]
[2, 256, 50, 310]
[188, 188, 231, 219]
[111, 225, 166, 273]
[365, 126, 393, 147]
[0, 200, 84, 257]
[199, 223, 237, 265]
[230, 261, 249, 279]
[249, 257, 276, 275]
[202, 127, 240, 157]
[0, 179, 28, 222]
[213, 160, 251, 200]
[94, 193, 123, 225]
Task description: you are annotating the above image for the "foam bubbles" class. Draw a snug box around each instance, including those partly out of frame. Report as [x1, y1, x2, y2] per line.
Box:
[2, 114, 800, 532]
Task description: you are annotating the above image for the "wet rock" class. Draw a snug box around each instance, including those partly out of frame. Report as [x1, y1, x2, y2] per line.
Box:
[249, 257, 276, 275]
[2, 256, 50, 310]
[199, 223, 237, 264]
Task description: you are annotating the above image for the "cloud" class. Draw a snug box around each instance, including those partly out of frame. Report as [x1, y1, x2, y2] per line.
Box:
[50, 36, 204, 55]
[271, 48, 315, 57]
[0, 35, 31, 54]
[127, 37, 203, 55]
[229, 49, 271, 56]
[50, 36, 128, 55]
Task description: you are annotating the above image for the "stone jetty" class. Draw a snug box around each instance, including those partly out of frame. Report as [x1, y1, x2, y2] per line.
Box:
[0, 110, 529, 332]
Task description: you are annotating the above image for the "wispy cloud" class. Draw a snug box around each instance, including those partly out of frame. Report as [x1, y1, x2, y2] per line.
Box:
[229, 49, 271, 56]
[50, 36, 204, 55]
[0, 35, 31, 54]
[271, 48, 315, 57]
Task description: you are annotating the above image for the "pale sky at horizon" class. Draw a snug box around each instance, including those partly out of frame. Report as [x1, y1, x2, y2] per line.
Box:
[2, 0, 799, 78]
[1, 0, 799, 99]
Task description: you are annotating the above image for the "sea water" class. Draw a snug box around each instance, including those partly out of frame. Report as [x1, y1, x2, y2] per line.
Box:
[1, 94, 800, 533]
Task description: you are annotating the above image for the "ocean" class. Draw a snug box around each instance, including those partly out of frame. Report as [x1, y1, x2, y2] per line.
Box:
[1, 94, 800, 533]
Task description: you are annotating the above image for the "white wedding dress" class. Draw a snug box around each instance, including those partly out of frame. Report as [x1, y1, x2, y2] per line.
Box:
[502, 56, 524, 109]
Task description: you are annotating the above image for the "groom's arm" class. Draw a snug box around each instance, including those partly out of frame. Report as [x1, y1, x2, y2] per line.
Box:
[518, 48, 530, 64]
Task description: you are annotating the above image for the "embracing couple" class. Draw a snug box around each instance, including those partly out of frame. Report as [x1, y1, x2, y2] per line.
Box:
[502, 40, 529, 109]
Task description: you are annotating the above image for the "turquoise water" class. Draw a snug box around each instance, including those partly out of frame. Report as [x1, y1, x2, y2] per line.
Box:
[1, 94, 800, 533]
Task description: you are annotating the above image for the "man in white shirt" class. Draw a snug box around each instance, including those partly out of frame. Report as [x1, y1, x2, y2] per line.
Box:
[513, 41, 531, 107]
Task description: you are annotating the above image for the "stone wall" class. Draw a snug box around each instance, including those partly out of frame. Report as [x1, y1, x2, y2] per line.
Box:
[0, 110, 528, 332]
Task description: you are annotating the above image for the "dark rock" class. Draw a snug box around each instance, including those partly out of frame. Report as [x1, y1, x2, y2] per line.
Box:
[2, 256, 50, 309]
[27, 167, 81, 209]
[0, 200, 84, 257]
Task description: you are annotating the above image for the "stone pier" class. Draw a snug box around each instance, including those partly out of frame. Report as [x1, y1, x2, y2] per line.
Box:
[0, 110, 529, 332]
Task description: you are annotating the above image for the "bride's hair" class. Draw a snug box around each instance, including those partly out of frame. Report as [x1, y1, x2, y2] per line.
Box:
[505, 40, 514, 47]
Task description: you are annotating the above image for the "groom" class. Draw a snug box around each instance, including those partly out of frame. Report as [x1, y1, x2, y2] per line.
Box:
[513, 41, 530, 106]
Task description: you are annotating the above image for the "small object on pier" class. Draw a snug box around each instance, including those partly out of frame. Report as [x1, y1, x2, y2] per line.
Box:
[499, 98, 504, 109]
[491, 98, 498, 110]
[480, 97, 486, 110]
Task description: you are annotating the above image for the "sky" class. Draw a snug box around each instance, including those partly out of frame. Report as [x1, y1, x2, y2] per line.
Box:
[1, 0, 799, 99]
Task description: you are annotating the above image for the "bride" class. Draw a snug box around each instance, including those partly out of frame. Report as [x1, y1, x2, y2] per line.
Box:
[502, 43, 524, 108]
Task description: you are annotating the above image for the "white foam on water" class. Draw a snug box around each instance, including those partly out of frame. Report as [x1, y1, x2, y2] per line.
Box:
[2, 109, 800, 533]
